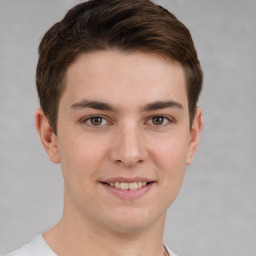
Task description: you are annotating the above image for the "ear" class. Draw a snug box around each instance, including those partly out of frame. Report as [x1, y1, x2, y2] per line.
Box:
[35, 108, 60, 163]
[186, 108, 203, 165]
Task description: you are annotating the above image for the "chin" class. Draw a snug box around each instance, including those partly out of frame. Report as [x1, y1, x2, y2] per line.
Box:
[101, 207, 166, 234]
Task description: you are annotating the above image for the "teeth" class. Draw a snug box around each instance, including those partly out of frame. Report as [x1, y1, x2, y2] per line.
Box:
[137, 182, 142, 188]
[115, 182, 120, 188]
[120, 183, 129, 189]
[129, 182, 137, 190]
[108, 181, 148, 190]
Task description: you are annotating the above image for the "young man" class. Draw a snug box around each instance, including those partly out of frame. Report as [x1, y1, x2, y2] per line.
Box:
[5, 0, 203, 255]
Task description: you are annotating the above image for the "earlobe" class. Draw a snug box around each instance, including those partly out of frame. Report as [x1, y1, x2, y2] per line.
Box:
[186, 108, 203, 165]
[35, 108, 60, 163]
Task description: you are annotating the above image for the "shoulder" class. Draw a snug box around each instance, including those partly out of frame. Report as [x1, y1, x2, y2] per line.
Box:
[4, 237, 177, 256]
[165, 245, 179, 256]
[2, 234, 56, 256]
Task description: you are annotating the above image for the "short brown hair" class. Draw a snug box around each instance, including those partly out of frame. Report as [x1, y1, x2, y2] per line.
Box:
[36, 0, 203, 134]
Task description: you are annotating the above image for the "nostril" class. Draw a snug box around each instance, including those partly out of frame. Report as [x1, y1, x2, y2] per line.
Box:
[114, 158, 144, 168]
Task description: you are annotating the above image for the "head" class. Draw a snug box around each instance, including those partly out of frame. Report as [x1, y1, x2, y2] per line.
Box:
[35, 0, 203, 234]
[36, 0, 203, 134]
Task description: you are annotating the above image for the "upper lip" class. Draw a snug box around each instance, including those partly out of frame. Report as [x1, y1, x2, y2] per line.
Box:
[101, 177, 154, 183]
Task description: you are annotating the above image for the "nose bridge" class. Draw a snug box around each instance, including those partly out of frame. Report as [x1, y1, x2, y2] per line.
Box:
[110, 120, 148, 167]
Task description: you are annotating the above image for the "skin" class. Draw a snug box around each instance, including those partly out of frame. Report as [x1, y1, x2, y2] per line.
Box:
[35, 50, 203, 256]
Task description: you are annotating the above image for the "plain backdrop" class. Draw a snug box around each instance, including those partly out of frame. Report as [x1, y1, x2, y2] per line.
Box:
[0, 0, 255, 255]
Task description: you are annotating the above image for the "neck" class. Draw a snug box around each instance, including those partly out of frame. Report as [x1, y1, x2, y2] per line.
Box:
[43, 195, 168, 256]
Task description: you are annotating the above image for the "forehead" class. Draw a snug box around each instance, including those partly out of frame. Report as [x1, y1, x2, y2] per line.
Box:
[60, 50, 188, 111]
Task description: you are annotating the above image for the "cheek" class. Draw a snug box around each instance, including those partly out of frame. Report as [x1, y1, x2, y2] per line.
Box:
[57, 130, 113, 192]
[57, 137, 102, 209]
[57, 134, 100, 185]
[152, 135, 189, 170]
[150, 136, 188, 195]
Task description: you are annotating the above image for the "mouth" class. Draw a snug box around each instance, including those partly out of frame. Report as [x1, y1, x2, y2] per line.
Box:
[102, 181, 151, 190]
[100, 179, 154, 199]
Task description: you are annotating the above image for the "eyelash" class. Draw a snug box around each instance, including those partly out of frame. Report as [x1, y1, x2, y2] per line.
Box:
[146, 115, 174, 126]
[80, 115, 174, 127]
[81, 115, 111, 127]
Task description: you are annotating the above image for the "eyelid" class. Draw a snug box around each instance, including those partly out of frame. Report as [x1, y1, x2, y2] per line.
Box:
[146, 115, 175, 126]
[79, 114, 174, 127]
[80, 115, 112, 126]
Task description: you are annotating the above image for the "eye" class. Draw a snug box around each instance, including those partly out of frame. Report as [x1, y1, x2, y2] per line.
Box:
[148, 116, 172, 126]
[82, 116, 109, 126]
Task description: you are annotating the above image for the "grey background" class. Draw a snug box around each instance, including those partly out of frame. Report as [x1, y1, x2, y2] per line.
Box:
[0, 0, 255, 255]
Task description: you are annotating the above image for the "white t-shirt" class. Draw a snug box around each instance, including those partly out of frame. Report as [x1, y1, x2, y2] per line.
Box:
[3, 234, 178, 256]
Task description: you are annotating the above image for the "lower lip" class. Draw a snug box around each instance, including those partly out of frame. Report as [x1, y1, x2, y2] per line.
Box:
[101, 182, 154, 200]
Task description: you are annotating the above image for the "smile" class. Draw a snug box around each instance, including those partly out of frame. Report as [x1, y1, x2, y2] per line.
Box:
[101, 179, 154, 199]
[107, 181, 148, 190]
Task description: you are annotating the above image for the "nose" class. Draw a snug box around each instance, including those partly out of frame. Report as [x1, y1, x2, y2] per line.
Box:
[109, 124, 148, 168]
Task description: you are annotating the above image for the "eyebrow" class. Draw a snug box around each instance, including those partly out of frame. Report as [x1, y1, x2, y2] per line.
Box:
[70, 99, 116, 112]
[70, 99, 184, 112]
[142, 100, 184, 112]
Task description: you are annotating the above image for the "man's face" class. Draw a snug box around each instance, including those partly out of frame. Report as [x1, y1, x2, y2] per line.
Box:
[39, 50, 202, 233]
